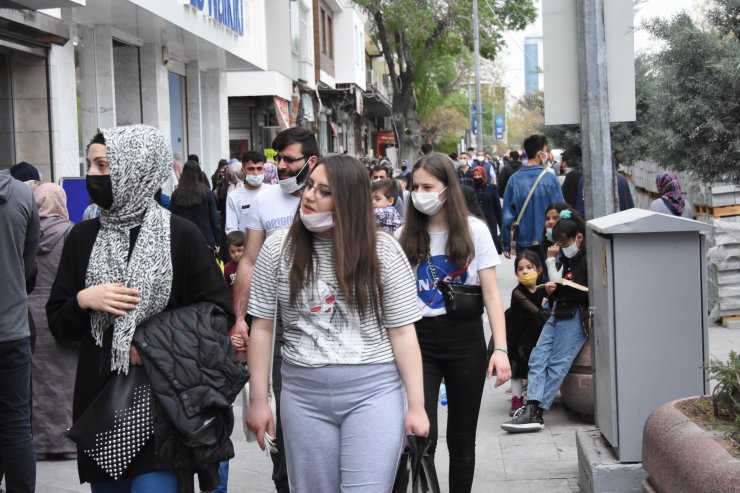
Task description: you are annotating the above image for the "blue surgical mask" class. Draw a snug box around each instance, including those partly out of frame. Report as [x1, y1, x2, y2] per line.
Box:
[546, 228, 553, 242]
[245, 174, 264, 187]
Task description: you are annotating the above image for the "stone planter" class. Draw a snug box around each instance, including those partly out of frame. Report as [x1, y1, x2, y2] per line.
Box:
[560, 338, 594, 417]
[642, 397, 740, 493]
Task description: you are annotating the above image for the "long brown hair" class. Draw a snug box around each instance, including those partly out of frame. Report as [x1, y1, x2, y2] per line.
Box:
[399, 152, 475, 266]
[286, 155, 382, 321]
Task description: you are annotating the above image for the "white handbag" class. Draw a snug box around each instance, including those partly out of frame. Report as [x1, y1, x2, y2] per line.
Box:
[242, 233, 287, 453]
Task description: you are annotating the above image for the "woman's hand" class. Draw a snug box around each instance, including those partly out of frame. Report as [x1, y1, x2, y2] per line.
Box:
[404, 405, 430, 437]
[129, 345, 143, 365]
[487, 350, 512, 387]
[77, 283, 141, 316]
[246, 400, 275, 451]
[547, 244, 560, 258]
[545, 282, 557, 296]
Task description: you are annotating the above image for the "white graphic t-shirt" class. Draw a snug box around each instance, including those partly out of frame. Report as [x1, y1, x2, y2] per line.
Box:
[225, 185, 265, 233]
[248, 231, 421, 367]
[244, 184, 300, 236]
[396, 216, 501, 317]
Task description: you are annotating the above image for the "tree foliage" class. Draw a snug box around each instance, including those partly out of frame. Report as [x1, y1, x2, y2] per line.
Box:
[355, 0, 537, 162]
[645, 0, 740, 182]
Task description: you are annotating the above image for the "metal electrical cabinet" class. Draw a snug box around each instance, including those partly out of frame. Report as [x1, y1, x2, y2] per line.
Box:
[587, 209, 710, 462]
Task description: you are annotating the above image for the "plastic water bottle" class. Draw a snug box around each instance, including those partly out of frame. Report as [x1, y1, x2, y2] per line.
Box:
[439, 383, 448, 406]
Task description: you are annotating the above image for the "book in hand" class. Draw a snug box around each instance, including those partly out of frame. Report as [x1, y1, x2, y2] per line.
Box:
[535, 278, 588, 292]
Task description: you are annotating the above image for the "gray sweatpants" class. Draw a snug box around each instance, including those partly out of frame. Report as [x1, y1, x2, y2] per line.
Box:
[280, 362, 406, 493]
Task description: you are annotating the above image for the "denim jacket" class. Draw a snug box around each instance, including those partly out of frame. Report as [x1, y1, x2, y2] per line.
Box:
[502, 165, 564, 251]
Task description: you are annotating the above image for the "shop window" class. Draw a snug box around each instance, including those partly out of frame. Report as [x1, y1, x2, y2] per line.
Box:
[112, 40, 143, 127]
[168, 72, 188, 162]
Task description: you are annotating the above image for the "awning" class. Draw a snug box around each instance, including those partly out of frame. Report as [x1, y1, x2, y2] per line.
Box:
[7, 0, 85, 8]
[0, 7, 70, 46]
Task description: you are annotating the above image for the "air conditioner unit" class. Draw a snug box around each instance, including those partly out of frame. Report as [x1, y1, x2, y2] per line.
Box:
[366, 69, 377, 88]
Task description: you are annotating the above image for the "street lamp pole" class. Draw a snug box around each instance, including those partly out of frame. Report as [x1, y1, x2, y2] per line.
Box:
[473, 0, 484, 151]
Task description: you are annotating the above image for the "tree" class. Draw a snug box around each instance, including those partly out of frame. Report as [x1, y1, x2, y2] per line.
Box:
[507, 91, 544, 150]
[645, 0, 740, 182]
[421, 106, 468, 152]
[355, 0, 537, 164]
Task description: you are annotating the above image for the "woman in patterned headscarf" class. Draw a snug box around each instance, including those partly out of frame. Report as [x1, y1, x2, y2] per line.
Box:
[46, 125, 233, 492]
[649, 172, 695, 219]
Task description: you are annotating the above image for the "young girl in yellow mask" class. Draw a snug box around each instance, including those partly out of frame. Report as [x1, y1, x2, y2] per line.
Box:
[504, 251, 549, 416]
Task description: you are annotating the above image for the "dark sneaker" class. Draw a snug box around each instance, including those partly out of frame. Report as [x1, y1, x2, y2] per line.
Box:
[501, 403, 544, 433]
[509, 395, 525, 417]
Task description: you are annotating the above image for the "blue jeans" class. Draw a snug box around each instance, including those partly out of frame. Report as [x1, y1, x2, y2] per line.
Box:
[212, 461, 229, 492]
[90, 470, 177, 493]
[526, 312, 586, 410]
[0, 337, 35, 492]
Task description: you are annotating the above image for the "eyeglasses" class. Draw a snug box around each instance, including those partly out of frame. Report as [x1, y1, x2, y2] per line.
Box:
[245, 166, 264, 172]
[305, 180, 332, 199]
[276, 154, 306, 164]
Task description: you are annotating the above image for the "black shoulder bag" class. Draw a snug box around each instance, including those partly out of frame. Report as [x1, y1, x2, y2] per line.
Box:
[427, 255, 484, 321]
[66, 365, 153, 481]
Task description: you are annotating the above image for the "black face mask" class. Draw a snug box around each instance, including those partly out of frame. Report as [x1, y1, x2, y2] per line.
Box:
[401, 165, 407, 171]
[473, 177, 485, 186]
[86, 175, 114, 210]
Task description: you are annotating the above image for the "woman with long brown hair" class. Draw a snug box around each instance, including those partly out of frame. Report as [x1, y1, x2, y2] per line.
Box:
[397, 152, 511, 493]
[245, 155, 429, 492]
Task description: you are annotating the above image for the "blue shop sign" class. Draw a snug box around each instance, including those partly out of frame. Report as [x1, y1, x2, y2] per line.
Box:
[188, 0, 244, 36]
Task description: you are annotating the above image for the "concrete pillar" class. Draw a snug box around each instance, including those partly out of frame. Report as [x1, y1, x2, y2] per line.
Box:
[77, 24, 98, 148]
[48, 41, 81, 179]
[203, 69, 228, 176]
[186, 62, 203, 161]
[139, 42, 171, 149]
[92, 25, 116, 129]
[113, 44, 142, 126]
[10, 51, 51, 181]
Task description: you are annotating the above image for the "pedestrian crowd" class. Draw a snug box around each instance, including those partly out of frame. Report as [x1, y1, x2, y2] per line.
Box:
[2, 123, 684, 493]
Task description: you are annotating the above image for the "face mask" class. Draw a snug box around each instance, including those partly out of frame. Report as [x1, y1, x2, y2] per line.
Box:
[477, 156, 484, 162]
[453, 161, 461, 171]
[412, 188, 447, 216]
[546, 228, 553, 242]
[518, 271, 538, 289]
[86, 175, 114, 210]
[278, 159, 310, 194]
[245, 174, 264, 187]
[401, 165, 407, 171]
[300, 210, 334, 233]
[562, 238, 581, 258]
[473, 177, 484, 187]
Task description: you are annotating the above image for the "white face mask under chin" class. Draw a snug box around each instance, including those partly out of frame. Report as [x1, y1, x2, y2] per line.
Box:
[412, 188, 447, 216]
[278, 160, 309, 194]
[300, 210, 334, 233]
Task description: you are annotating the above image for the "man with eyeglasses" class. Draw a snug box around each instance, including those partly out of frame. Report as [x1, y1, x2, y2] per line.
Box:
[231, 127, 319, 493]
[224, 151, 267, 234]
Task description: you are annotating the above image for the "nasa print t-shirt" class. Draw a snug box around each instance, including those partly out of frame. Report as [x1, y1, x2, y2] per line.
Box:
[396, 216, 501, 317]
[248, 231, 421, 367]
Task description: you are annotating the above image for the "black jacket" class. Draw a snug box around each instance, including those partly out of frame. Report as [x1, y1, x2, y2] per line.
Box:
[133, 303, 248, 491]
[170, 190, 222, 249]
[498, 160, 522, 197]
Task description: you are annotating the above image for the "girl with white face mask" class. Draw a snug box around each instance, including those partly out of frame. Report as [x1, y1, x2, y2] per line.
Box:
[395, 153, 511, 493]
[246, 155, 429, 492]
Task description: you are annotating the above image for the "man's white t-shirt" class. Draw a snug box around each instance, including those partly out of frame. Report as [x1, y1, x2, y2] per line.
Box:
[245, 184, 300, 236]
[225, 185, 264, 233]
[395, 216, 501, 317]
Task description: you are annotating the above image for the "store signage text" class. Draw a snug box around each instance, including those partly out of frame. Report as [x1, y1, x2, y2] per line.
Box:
[187, 0, 244, 37]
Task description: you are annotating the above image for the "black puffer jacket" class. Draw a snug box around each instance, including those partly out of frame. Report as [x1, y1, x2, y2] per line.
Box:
[133, 302, 248, 491]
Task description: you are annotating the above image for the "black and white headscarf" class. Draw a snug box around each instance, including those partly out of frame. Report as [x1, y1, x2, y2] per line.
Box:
[86, 125, 173, 373]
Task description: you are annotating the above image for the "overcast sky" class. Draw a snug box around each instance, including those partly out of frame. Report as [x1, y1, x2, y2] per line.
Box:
[495, 0, 703, 103]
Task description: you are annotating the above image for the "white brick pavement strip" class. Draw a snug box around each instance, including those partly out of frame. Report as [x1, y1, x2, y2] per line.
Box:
[31, 255, 740, 492]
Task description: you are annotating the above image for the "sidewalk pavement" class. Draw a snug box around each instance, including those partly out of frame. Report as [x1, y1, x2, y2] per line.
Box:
[32, 256, 740, 492]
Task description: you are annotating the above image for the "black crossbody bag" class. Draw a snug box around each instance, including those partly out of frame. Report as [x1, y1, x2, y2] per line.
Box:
[427, 256, 484, 321]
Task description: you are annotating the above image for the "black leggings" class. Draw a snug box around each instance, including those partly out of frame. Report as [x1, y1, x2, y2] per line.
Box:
[416, 315, 487, 493]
